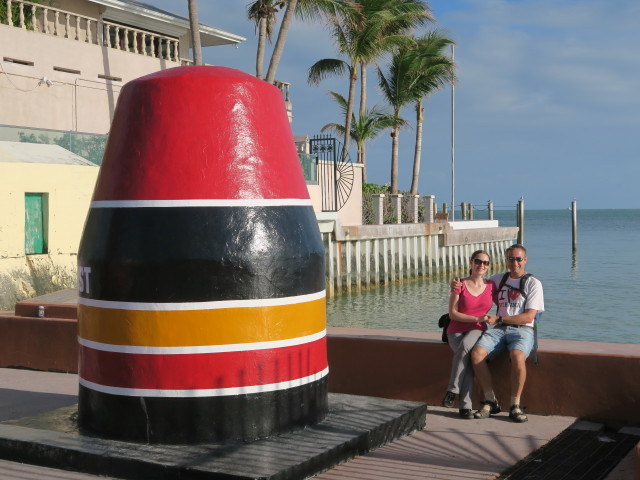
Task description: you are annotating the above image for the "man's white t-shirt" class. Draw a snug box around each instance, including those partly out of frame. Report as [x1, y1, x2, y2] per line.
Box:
[489, 273, 544, 327]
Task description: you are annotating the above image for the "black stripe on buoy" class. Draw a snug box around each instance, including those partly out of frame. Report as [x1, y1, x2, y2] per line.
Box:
[78, 206, 324, 302]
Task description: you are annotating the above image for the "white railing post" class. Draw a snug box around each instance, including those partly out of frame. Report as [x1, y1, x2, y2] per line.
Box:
[423, 195, 435, 223]
[409, 194, 420, 223]
[18, 2, 27, 28]
[372, 194, 385, 225]
[19, 1, 25, 28]
[7, 0, 14, 27]
[390, 194, 403, 224]
[31, 4, 38, 32]
[43, 7, 49, 34]
[151, 34, 157, 57]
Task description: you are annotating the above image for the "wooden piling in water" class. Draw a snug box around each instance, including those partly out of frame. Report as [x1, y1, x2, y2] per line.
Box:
[517, 198, 525, 244]
[571, 200, 577, 252]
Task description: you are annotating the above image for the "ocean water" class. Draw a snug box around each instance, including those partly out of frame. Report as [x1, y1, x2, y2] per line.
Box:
[326, 209, 640, 344]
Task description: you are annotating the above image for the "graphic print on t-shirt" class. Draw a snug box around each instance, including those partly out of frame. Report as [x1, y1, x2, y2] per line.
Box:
[497, 281, 524, 314]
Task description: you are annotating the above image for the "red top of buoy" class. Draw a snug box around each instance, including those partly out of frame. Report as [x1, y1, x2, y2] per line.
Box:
[93, 66, 309, 201]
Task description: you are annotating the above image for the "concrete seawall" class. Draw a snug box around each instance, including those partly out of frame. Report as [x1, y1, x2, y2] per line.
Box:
[321, 223, 518, 297]
[326, 328, 640, 424]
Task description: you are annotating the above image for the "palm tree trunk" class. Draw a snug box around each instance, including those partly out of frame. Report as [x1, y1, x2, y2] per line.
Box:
[342, 63, 357, 163]
[390, 121, 400, 194]
[187, 0, 203, 65]
[265, 0, 298, 83]
[410, 98, 424, 195]
[358, 63, 366, 167]
[359, 62, 367, 118]
[362, 142, 367, 182]
[256, 17, 267, 79]
[358, 143, 368, 183]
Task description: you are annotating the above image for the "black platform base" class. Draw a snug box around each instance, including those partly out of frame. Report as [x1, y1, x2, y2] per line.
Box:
[0, 393, 427, 480]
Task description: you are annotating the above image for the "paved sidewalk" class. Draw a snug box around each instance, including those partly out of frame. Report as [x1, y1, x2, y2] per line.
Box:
[0, 368, 634, 480]
[315, 405, 575, 479]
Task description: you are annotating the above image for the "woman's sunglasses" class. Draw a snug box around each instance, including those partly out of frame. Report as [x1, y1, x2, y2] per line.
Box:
[473, 258, 490, 266]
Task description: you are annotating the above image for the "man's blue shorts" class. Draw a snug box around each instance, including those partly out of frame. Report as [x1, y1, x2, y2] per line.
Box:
[475, 326, 535, 359]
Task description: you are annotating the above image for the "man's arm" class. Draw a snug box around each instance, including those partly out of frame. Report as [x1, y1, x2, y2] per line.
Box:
[500, 309, 538, 325]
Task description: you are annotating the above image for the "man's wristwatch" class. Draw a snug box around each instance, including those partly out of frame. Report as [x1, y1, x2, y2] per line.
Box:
[497, 316, 504, 326]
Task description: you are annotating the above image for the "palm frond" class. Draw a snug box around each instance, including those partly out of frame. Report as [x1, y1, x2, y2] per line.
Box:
[320, 122, 346, 135]
[308, 58, 349, 85]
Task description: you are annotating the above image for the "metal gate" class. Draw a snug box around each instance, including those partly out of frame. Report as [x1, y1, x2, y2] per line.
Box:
[309, 135, 354, 212]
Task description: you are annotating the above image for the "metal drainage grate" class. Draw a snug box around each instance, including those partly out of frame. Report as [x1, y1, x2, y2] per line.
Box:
[498, 426, 639, 480]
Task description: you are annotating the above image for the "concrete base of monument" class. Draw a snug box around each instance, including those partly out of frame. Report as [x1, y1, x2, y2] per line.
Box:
[0, 393, 426, 480]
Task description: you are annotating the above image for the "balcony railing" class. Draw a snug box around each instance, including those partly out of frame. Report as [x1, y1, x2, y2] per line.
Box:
[1, 0, 185, 63]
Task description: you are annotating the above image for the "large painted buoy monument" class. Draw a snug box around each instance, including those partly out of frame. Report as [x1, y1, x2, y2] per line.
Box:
[77, 66, 328, 443]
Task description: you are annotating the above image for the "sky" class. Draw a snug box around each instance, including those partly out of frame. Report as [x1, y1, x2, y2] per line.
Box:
[148, 0, 639, 210]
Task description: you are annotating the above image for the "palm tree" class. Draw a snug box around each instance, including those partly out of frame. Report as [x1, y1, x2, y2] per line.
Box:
[321, 91, 406, 182]
[248, 1, 284, 79]
[357, 0, 432, 170]
[308, 0, 431, 164]
[258, 0, 341, 83]
[377, 40, 423, 193]
[265, 0, 298, 83]
[355, 0, 431, 115]
[377, 32, 454, 194]
[408, 32, 455, 194]
[187, 0, 203, 65]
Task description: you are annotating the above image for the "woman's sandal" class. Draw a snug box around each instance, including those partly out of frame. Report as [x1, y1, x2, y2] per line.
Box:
[509, 404, 528, 423]
[473, 400, 501, 419]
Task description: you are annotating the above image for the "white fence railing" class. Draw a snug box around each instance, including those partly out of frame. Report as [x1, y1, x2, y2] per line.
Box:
[2, 0, 183, 63]
[322, 226, 517, 297]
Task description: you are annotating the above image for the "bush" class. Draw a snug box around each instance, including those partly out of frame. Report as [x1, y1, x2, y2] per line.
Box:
[0, 0, 42, 29]
[362, 183, 425, 224]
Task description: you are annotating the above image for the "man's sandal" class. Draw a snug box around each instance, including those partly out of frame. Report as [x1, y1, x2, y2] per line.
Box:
[509, 404, 528, 423]
[473, 400, 501, 419]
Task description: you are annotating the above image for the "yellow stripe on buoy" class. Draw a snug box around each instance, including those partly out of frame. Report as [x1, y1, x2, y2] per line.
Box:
[78, 297, 326, 347]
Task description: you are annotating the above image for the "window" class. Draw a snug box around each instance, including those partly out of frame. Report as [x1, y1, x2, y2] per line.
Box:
[24, 193, 48, 254]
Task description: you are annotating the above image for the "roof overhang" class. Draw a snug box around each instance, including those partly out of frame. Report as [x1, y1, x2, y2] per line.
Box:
[89, 0, 246, 46]
[0, 142, 97, 166]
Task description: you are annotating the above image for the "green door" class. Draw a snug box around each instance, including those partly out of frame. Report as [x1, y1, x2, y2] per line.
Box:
[25, 193, 47, 254]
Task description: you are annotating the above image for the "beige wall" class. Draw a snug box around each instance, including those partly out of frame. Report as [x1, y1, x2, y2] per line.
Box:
[308, 163, 363, 227]
[340, 163, 363, 226]
[0, 162, 98, 309]
[0, 23, 183, 134]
